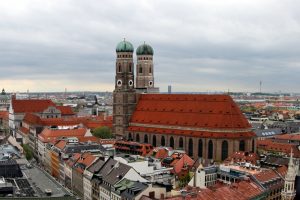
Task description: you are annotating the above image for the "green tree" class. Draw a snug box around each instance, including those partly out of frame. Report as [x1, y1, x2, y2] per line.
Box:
[22, 144, 33, 160]
[92, 126, 113, 139]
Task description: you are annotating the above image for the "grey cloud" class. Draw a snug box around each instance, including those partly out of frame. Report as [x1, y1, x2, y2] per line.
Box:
[0, 0, 300, 92]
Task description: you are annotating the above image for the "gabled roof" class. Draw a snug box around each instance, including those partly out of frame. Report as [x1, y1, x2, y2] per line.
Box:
[275, 133, 300, 141]
[73, 152, 96, 174]
[54, 140, 67, 150]
[257, 139, 300, 157]
[131, 94, 251, 129]
[103, 162, 131, 185]
[86, 157, 106, 174]
[225, 151, 259, 165]
[23, 113, 43, 125]
[12, 99, 56, 113]
[129, 94, 255, 138]
[253, 169, 281, 183]
[38, 128, 87, 143]
[56, 106, 74, 115]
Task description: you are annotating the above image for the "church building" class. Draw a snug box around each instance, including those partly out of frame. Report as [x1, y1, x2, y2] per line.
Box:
[112, 40, 256, 161]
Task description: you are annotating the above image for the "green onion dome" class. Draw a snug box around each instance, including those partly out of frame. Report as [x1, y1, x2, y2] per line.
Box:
[136, 43, 154, 55]
[116, 40, 134, 52]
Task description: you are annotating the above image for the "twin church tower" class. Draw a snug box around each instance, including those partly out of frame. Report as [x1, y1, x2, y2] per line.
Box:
[113, 40, 159, 139]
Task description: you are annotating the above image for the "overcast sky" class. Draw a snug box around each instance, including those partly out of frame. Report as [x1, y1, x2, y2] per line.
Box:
[0, 0, 299, 93]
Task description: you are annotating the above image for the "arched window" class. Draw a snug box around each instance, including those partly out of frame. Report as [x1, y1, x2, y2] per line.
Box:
[252, 139, 255, 153]
[136, 134, 140, 142]
[208, 140, 213, 159]
[239, 140, 245, 151]
[144, 135, 148, 143]
[152, 135, 156, 147]
[161, 136, 165, 146]
[221, 140, 228, 160]
[129, 63, 132, 73]
[179, 137, 184, 149]
[118, 63, 121, 72]
[170, 137, 174, 148]
[128, 133, 132, 141]
[198, 139, 203, 158]
[139, 67, 143, 73]
[188, 138, 193, 157]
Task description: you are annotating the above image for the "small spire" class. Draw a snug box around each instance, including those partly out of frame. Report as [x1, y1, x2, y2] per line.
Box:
[123, 38, 126, 42]
[144, 41, 145, 44]
[289, 148, 294, 166]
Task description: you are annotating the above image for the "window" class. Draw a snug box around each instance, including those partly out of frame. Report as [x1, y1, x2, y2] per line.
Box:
[170, 137, 174, 148]
[152, 135, 156, 147]
[239, 140, 245, 151]
[139, 67, 142, 73]
[149, 66, 152, 73]
[129, 63, 132, 73]
[208, 140, 213, 159]
[161, 136, 165, 146]
[118, 63, 121, 72]
[128, 133, 132, 141]
[221, 140, 228, 160]
[198, 139, 203, 158]
[188, 138, 193, 156]
[179, 137, 184, 148]
[144, 135, 148, 143]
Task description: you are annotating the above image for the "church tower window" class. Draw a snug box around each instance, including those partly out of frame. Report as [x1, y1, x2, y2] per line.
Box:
[129, 63, 132, 73]
[118, 63, 121, 73]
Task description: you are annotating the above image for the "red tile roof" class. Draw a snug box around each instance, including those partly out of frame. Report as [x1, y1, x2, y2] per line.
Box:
[38, 128, 87, 143]
[19, 127, 30, 135]
[82, 116, 113, 129]
[56, 106, 74, 115]
[129, 94, 255, 138]
[73, 152, 96, 174]
[225, 151, 259, 165]
[168, 180, 264, 200]
[12, 99, 56, 113]
[0, 111, 8, 120]
[257, 139, 300, 158]
[54, 140, 67, 150]
[66, 153, 81, 167]
[147, 147, 172, 159]
[23, 113, 43, 125]
[275, 133, 300, 141]
[172, 153, 195, 174]
[12, 99, 76, 117]
[253, 169, 280, 183]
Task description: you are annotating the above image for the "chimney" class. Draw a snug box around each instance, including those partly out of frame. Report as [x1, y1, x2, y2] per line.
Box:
[11, 94, 16, 100]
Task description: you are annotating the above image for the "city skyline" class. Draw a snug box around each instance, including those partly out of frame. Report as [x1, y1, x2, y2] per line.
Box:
[0, 0, 300, 93]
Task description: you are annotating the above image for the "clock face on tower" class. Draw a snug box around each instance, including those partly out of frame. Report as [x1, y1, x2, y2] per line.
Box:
[149, 81, 153, 87]
[128, 80, 133, 87]
[117, 80, 122, 87]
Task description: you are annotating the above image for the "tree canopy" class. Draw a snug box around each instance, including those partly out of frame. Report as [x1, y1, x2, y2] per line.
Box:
[22, 144, 33, 160]
[92, 126, 113, 139]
